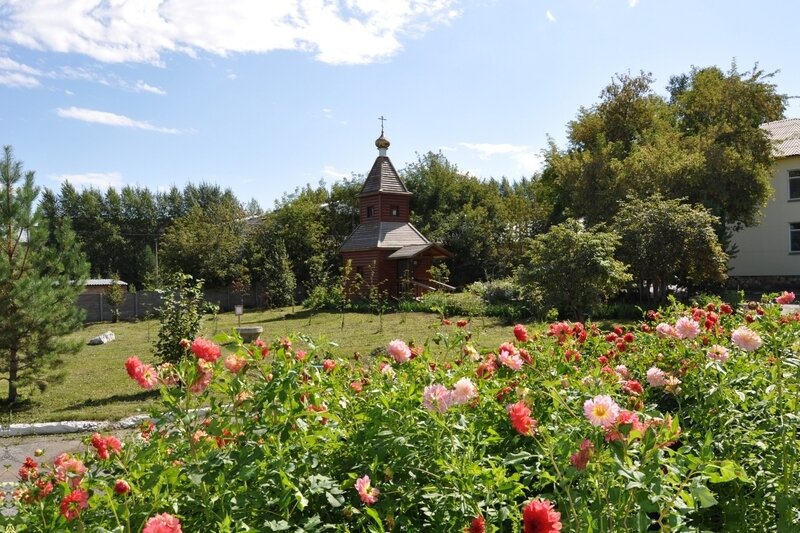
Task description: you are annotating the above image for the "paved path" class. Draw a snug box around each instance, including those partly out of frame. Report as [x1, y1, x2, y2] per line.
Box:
[1, 434, 85, 484]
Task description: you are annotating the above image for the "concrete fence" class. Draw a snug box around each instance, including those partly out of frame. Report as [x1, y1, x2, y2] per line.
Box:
[77, 287, 262, 323]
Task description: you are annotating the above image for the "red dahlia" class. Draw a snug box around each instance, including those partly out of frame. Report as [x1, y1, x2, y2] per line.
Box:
[523, 498, 562, 533]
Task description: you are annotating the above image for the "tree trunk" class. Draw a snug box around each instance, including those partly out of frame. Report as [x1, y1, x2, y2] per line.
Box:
[8, 346, 18, 404]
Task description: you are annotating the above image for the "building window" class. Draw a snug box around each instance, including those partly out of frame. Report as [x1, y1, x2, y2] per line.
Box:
[790, 170, 800, 201]
[792, 223, 800, 253]
[366, 206, 374, 218]
[390, 205, 399, 216]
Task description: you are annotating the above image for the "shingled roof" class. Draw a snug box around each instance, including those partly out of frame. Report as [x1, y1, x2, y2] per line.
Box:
[340, 222, 430, 252]
[762, 118, 800, 158]
[358, 156, 411, 196]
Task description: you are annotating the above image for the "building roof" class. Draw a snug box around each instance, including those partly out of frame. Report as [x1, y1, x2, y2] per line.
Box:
[762, 118, 800, 158]
[387, 243, 452, 259]
[358, 156, 411, 196]
[340, 222, 430, 252]
[85, 279, 128, 286]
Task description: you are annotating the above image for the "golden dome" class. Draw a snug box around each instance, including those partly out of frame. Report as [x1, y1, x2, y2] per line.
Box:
[375, 134, 390, 150]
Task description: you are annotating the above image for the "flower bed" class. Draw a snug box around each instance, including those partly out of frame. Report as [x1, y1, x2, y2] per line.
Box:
[9, 293, 800, 531]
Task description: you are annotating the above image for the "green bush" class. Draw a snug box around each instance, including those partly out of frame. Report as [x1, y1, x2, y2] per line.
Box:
[154, 273, 206, 363]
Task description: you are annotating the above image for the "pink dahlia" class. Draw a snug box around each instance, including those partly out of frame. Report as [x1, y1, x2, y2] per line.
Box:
[54, 453, 87, 488]
[674, 317, 701, 340]
[583, 395, 620, 428]
[387, 339, 411, 363]
[646, 367, 666, 388]
[190, 337, 221, 362]
[523, 498, 562, 533]
[423, 384, 452, 413]
[776, 291, 796, 304]
[731, 326, 762, 352]
[451, 377, 478, 405]
[355, 475, 379, 505]
[143, 512, 183, 533]
[655, 323, 680, 339]
[498, 349, 523, 371]
[507, 401, 537, 436]
[707, 344, 730, 363]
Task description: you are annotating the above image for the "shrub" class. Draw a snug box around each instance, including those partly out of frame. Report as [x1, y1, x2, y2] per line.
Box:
[517, 219, 631, 321]
[13, 296, 800, 531]
[154, 273, 206, 363]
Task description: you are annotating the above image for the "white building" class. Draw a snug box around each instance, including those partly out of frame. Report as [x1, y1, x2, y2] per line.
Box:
[729, 118, 800, 290]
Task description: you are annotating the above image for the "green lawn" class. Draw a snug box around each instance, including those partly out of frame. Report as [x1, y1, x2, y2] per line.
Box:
[6, 308, 517, 423]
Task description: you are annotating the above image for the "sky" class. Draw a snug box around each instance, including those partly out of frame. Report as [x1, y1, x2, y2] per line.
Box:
[1, 0, 799, 210]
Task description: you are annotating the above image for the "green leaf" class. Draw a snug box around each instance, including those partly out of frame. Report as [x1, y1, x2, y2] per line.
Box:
[365, 507, 385, 532]
[689, 485, 717, 508]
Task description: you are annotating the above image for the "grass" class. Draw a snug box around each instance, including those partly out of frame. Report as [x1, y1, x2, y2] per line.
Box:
[3, 307, 517, 424]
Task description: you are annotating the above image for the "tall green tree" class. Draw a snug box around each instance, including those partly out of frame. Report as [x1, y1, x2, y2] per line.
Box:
[538, 65, 786, 241]
[243, 218, 296, 308]
[611, 195, 728, 303]
[668, 63, 786, 231]
[0, 146, 89, 403]
[160, 199, 246, 287]
[403, 152, 546, 285]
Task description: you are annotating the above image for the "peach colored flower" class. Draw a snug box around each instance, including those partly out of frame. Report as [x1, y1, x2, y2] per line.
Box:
[450, 377, 477, 405]
[143, 512, 182, 533]
[707, 344, 730, 362]
[224, 354, 247, 374]
[54, 453, 87, 488]
[355, 475, 379, 505]
[646, 367, 666, 388]
[731, 326, 762, 352]
[776, 291, 796, 304]
[655, 323, 680, 339]
[674, 317, 700, 339]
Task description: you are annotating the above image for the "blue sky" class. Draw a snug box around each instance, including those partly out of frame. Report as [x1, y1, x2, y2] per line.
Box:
[1, 0, 798, 210]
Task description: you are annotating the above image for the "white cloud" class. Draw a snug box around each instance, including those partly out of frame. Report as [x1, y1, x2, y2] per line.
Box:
[460, 142, 527, 159]
[628, 0, 639, 6]
[0, 0, 460, 66]
[134, 80, 167, 95]
[322, 107, 333, 119]
[56, 106, 186, 134]
[322, 165, 350, 180]
[546, 10, 556, 23]
[513, 151, 544, 173]
[0, 56, 41, 87]
[460, 142, 543, 174]
[226, 72, 237, 80]
[50, 171, 124, 189]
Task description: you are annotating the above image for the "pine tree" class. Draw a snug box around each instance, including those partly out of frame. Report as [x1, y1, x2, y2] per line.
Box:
[0, 146, 89, 404]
